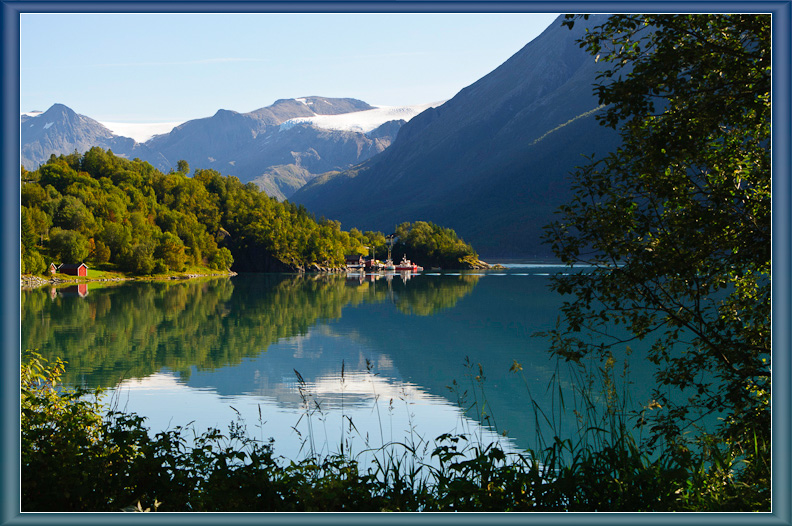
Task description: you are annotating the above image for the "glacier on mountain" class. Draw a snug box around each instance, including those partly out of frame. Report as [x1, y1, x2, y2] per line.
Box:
[279, 102, 444, 133]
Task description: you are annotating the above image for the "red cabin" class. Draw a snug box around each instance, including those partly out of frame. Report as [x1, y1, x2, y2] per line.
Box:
[57, 263, 88, 277]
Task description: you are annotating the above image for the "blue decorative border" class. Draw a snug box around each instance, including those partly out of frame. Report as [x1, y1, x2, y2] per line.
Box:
[2, 1, 790, 525]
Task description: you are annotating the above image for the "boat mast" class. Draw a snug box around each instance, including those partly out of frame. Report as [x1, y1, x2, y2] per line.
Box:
[386, 234, 394, 263]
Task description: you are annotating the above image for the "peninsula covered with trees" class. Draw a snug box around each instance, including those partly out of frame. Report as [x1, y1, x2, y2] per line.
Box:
[21, 148, 483, 277]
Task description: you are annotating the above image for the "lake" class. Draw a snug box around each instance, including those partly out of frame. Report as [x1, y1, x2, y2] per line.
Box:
[21, 265, 659, 463]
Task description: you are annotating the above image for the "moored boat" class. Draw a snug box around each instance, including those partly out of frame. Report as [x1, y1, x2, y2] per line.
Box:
[395, 255, 423, 272]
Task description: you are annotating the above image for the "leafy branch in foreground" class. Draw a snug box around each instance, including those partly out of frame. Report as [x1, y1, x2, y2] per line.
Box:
[545, 14, 770, 508]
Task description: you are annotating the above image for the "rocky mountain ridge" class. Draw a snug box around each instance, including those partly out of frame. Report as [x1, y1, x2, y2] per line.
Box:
[21, 97, 413, 201]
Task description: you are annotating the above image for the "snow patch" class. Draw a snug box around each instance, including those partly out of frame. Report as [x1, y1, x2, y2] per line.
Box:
[279, 101, 444, 134]
[294, 98, 315, 108]
[43, 122, 54, 129]
[100, 121, 183, 142]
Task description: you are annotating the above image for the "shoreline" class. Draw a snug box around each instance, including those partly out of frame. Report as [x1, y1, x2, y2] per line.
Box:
[20, 258, 508, 289]
[21, 270, 238, 289]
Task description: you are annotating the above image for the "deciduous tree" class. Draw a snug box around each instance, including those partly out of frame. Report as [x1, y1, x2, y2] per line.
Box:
[546, 14, 770, 500]
[49, 228, 91, 264]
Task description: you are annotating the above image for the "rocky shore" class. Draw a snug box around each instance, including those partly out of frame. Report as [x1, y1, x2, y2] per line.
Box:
[466, 261, 507, 270]
[21, 276, 53, 288]
[457, 256, 506, 270]
[302, 264, 346, 273]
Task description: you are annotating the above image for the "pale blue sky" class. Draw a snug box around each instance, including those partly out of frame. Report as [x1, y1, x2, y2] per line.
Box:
[20, 12, 560, 123]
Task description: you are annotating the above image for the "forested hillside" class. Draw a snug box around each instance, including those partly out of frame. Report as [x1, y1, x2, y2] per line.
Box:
[20, 148, 479, 275]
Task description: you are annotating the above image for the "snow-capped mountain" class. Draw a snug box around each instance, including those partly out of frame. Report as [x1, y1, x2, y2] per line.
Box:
[21, 97, 428, 200]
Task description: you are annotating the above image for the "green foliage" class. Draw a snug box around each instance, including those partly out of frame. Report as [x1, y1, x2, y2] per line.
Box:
[392, 221, 478, 268]
[21, 352, 136, 511]
[21, 353, 768, 512]
[49, 228, 91, 264]
[54, 195, 95, 234]
[153, 232, 187, 271]
[123, 243, 156, 275]
[22, 149, 479, 274]
[91, 239, 111, 264]
[176, 159, 190, 175]
[546, 13, 770, 506]
[21, 182, 46, 208]
[21, 249, 47, 275]
[209, 246, 233, 270]
[29, 206, 52, 244]
[20, 208, 46, 274]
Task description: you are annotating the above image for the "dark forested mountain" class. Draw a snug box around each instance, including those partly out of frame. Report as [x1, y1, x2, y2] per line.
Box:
[21, 97, 406, 201]
[292, 16, 621, 258]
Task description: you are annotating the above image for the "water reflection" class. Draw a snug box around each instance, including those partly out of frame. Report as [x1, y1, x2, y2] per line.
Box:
[21, 273, 479, 388]
[21, 270, 657, 457]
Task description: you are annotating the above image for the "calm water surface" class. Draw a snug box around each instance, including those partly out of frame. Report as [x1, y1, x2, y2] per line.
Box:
[21, 266, 657, 461]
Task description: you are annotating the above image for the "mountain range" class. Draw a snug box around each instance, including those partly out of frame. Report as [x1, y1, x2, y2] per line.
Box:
[22, 97, 436, 201]
[21, 15, 620, 258]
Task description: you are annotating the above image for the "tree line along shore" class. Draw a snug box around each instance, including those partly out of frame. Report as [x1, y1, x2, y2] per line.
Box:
[21, 148, 489, 280]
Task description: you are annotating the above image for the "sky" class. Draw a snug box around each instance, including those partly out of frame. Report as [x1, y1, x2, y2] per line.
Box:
[20, 12, 559, 124]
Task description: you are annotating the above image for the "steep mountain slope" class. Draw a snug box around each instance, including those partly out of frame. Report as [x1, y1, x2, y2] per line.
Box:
[292, 16, 621, 258]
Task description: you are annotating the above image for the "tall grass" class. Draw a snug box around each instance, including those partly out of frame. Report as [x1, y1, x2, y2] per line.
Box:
[20, 351, 769, 512]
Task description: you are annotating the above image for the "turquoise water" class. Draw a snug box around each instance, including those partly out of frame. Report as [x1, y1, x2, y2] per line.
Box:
[21, 267, 657, 461]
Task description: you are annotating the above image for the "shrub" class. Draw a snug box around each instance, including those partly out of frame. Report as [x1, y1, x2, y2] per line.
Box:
[20, 354, 769, 512]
